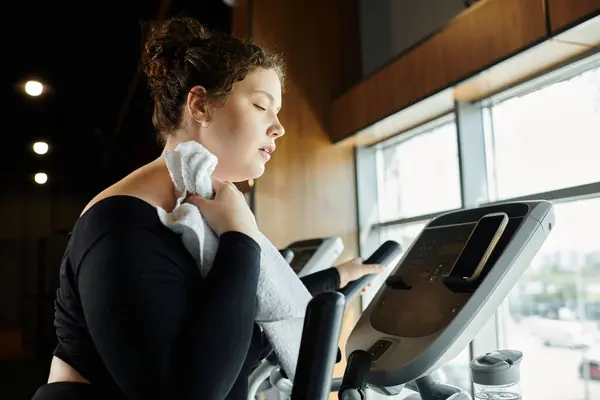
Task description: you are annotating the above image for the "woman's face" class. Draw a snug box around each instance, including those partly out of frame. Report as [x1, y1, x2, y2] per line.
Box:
[185, 67, 284, 182]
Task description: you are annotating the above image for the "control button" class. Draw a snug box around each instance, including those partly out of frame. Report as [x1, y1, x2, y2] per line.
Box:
[368, 339, 393, 361]
[385, 276, 412, 290]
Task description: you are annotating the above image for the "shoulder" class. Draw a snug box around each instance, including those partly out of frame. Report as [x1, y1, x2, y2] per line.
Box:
[69, 195, 179, 265]
[77, 195, 161, 235]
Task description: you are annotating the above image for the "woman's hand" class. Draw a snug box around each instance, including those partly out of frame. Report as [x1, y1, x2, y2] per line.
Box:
[186, 178, 260, 242]
[334, 257, 383, 289]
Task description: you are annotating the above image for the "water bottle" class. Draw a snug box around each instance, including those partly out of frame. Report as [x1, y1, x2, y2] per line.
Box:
[470, 349, 523, 399]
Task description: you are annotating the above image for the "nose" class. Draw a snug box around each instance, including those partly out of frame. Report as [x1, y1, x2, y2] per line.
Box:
[269, 118, 285, 138]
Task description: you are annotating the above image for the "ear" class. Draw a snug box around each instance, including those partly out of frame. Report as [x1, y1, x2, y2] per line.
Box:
[186, 86, 210, 127]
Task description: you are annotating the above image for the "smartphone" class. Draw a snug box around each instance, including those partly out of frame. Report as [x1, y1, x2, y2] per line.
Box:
[448, 212, 509, 282]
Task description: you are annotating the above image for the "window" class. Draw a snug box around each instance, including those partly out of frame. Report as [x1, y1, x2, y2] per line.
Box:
[500, 198, 600, 400]
[483, 59, 600, 400]
[357, 53, 600, 400]
[376, 120, 461, 222]
[484, 64, 600, 201]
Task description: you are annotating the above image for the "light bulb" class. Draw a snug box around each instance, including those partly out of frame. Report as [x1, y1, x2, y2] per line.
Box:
[34, 173, 48, 184]
[33, 142, 49, 155]
[25, 80, 44, 97]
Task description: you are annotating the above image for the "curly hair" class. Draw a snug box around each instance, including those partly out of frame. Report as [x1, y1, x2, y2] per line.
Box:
[141, 16, 285, 143]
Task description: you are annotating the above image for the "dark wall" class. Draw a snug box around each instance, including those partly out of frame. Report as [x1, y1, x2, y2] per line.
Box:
[359, 0, 467, 77]
[0, 186, 88, 359]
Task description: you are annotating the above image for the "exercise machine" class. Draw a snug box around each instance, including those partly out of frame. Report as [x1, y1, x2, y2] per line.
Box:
[282, 237, 345, 277]
[256, 200, 554, 399]
[250, 240, 403, 400]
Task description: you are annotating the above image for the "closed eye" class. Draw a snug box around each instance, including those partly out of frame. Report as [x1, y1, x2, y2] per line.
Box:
[254, 104, 266, 111]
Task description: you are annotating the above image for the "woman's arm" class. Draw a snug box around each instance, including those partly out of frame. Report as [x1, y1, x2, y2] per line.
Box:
[78, 229, 261, 400]
[300, 257, 384, 296]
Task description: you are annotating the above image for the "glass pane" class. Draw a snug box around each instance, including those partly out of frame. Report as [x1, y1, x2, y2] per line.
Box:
[485, 65, 600, 200]
[502, 198, 600, 400]
[376, 122, 461, 222]
[436, 346, 472, 395]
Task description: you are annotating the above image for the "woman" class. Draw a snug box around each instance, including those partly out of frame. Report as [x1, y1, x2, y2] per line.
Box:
[32, 16, 381, 400]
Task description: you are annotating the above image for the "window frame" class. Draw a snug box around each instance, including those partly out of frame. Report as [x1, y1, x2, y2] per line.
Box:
[355, 50, 600, 397]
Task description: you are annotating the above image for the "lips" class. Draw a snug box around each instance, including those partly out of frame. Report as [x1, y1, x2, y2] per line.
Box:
[259, 144, 276, 155]
[259, 149, 271, 161]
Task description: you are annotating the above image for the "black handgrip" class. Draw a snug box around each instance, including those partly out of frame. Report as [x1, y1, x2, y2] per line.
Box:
[337, 240, 402, 300]
[291, 292, 346, 400]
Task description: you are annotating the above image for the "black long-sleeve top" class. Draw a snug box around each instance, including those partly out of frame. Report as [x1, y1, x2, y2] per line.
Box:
[52, 195, 340, 400]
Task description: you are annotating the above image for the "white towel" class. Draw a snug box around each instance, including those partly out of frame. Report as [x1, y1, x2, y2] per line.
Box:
[156, 141, 312, 381]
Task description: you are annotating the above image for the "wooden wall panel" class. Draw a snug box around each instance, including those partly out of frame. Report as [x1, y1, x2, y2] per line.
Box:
[231, 0, 249, 38]
[236, 0, 361, 388]
[548, 0, 600, 34]
[331, 0, 547, 142]
[440, 0, 547, 83]
[337, 0, 362, 96]
[248, 0, 359, 261]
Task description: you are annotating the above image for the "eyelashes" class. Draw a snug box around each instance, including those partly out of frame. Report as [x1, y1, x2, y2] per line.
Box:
[254, 104, 266, 111]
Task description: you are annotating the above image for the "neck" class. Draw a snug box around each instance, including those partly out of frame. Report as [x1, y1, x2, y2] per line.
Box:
[162, 131, 191, 154]
[136, 156, 179, 212]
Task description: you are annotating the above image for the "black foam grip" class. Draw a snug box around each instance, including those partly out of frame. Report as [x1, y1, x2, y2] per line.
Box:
[291, 292, 346, 400]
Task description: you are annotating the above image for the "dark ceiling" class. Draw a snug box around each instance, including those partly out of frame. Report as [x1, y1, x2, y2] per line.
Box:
[4, 0, 232, 194]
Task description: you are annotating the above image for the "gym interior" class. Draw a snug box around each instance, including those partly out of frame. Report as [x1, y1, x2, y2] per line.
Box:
[2, 0, 600, 399]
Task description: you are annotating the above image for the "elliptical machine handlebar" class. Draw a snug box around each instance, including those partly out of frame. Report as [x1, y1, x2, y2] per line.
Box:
[337, 241, 403, 300]
[248, 240, 402, 400]
[290, 241, 402, 399]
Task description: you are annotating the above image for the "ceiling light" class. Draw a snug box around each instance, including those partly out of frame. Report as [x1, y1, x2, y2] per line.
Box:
[25, 80, 44, 97]
[33, 141, 49, 155]
[34, 173, 48, 185]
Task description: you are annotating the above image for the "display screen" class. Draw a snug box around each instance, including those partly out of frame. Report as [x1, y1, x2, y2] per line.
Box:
[392, 223, 475, 285]
[371, 214, 526, 338]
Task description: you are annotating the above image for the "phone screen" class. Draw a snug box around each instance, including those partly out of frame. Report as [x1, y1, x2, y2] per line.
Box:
[449, 214, 508, 281]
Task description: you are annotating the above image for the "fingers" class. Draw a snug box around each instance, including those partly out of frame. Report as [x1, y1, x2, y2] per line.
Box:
[361, 281, 374, 294]
[186, 178, 240, 207]
[185, 194, 206, 207]
[211, 177, 227, 191]
[211, 177, 241, 195]
[363, 263, 384, 273]
[210, 176, 224, 185]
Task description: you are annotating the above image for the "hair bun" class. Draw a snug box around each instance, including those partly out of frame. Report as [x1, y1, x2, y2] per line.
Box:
[142, 17, 212, 94]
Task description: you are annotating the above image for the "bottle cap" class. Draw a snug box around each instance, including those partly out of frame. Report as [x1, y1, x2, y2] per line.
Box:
[470, 349, 523, 386]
